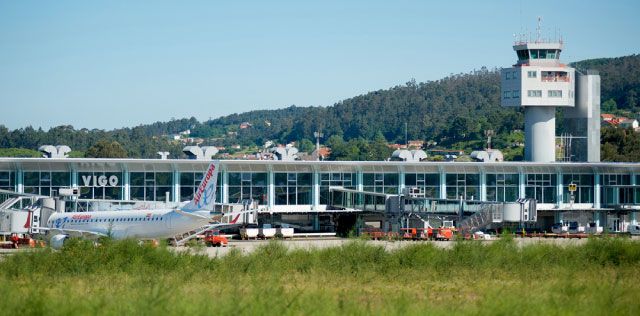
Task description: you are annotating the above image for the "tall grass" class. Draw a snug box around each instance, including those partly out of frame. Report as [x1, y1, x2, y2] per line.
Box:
[1, 237, 639, 315]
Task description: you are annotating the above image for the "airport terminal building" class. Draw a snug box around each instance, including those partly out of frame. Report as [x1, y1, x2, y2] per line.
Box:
[1, 34, 638, 234]
[1, 157, 639, 232]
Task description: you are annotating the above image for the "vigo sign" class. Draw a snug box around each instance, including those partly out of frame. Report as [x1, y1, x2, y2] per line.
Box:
[81, 175, 119, 187]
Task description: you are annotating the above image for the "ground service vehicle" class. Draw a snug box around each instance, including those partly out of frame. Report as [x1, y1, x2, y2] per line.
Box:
[435, 227, 454, 241]
[204, 230, 228, 247]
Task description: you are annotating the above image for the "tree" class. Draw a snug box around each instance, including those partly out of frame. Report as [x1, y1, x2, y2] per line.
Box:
[626, 90, 637, 109]
[85, 141, 128, 158]
[298, 139, 315, 153]
[602, 99, 617, 113]
[0, 148, 41, 157]
[366, 131, 392, 161]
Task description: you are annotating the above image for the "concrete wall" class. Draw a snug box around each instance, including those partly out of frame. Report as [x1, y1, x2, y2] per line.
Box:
[564, 72, 601, 162]
[524, 106, 556, 162]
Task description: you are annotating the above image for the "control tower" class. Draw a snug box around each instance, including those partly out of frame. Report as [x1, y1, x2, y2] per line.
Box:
[501, 31, 575, 162]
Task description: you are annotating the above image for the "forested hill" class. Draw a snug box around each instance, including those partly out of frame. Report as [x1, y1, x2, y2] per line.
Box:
[1, 54, 639, 159]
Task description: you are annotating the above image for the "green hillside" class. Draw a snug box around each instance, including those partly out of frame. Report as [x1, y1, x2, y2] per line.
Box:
[1, 54, 639, 160]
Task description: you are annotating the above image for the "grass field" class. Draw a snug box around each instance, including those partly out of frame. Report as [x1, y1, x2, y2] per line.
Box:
[1, 237, 640, 315]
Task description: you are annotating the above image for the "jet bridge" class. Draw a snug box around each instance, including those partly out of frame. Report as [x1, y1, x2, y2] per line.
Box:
[328, 186, 537, 232]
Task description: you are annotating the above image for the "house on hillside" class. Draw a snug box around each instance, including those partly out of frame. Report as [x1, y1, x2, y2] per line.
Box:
[601, 113, 640, 131]
[388, 144, 407, 150]
[619, 118, 639, 131]
[408, 140, 424, 149]
[601, 113, 615, 123]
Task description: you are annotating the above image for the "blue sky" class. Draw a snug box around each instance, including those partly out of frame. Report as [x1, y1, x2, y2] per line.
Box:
[1, 0, 638, 130]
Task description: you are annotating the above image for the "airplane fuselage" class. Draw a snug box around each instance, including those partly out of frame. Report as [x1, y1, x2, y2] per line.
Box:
[46, 209, 211, 239]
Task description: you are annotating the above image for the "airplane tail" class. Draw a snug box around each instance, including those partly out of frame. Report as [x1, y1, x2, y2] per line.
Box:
[182, 162, 219, 214]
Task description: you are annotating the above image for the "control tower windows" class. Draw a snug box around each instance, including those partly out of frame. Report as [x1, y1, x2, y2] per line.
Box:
[516, 50, 529, 61]
[542, 71, 569, 82]
[527, 90, 542, 97]
[548, 90, 562, 98]
[529, 49, 560, 59]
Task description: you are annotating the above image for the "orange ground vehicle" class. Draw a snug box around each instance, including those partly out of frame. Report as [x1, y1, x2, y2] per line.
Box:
[434, 227, 454, 241]
[204, 230, 228, 247]
[401, 228, 419, 240]
[418, 227, 434, 240]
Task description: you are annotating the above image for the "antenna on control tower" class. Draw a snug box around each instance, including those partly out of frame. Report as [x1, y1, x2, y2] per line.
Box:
[536, 16, 542, 42]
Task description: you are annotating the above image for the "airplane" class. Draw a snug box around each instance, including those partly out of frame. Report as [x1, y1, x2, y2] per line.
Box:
[39, 162, 227, 249]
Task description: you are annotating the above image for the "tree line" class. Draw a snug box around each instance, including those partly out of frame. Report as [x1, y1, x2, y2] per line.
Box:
[0, 54, 639, 160]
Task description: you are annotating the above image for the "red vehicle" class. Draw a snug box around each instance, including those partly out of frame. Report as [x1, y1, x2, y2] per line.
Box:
[204, 230, 228, 247]
[401, 228, 418, 240]
[435, 227, 454, 241]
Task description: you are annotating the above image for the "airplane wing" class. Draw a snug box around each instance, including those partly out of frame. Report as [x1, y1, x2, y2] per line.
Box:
[36, 227, 108, 240]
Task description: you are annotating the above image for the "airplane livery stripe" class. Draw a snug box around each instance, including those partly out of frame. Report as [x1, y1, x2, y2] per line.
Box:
[193, 164, 216, 206]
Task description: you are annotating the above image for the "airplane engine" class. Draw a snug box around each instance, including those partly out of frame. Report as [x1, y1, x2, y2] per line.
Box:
[50, 234, 68, 249]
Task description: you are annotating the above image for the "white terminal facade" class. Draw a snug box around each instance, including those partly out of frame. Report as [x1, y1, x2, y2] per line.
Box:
[0, 158, 639, 232]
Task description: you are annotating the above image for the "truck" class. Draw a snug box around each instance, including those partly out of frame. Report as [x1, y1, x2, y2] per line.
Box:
[203, 230, 228, 247]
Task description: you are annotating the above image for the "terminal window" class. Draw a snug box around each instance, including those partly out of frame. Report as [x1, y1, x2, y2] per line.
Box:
[404, 173, 440, 198]
[486, 173, 519, 202]
[130, 172, 172, 202]
[562, 174, 593, 204]
[0, 171, 13, 191]
[275, 172, 312, 205]
[600, 174, 633, 205]
[228, 172, 268, 204]
[23, 171, 70, 197]
[363, 173, 399, 194]
[446, 173, 479, 200]
[525, 173, 557, 203]
[320, 173, 356, 205]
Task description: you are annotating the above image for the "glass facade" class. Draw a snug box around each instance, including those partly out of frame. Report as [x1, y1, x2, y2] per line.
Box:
[525, 173, 557, 203]
[130, 172, 173, 202]
[320, 172, 356, 205]
[404, 173, 440, 198]
[446, 173, 479, 200]
[78, 171, 122, 200]
[363, 173, 399, 194]
[486, 173, 519, 202]
[23, 171, 71, 196]
[0, 171, 13, 191]
[601, 174, 632, 205]
[562, 174, 594, 203]
[3, 161, 640, 210]
[274, 173, 312, 205]
[228, 172, 268, 205]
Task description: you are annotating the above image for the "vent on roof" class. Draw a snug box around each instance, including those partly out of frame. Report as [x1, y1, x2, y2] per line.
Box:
[182, 146, 218, 160]
[38, 145, 71, 158]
